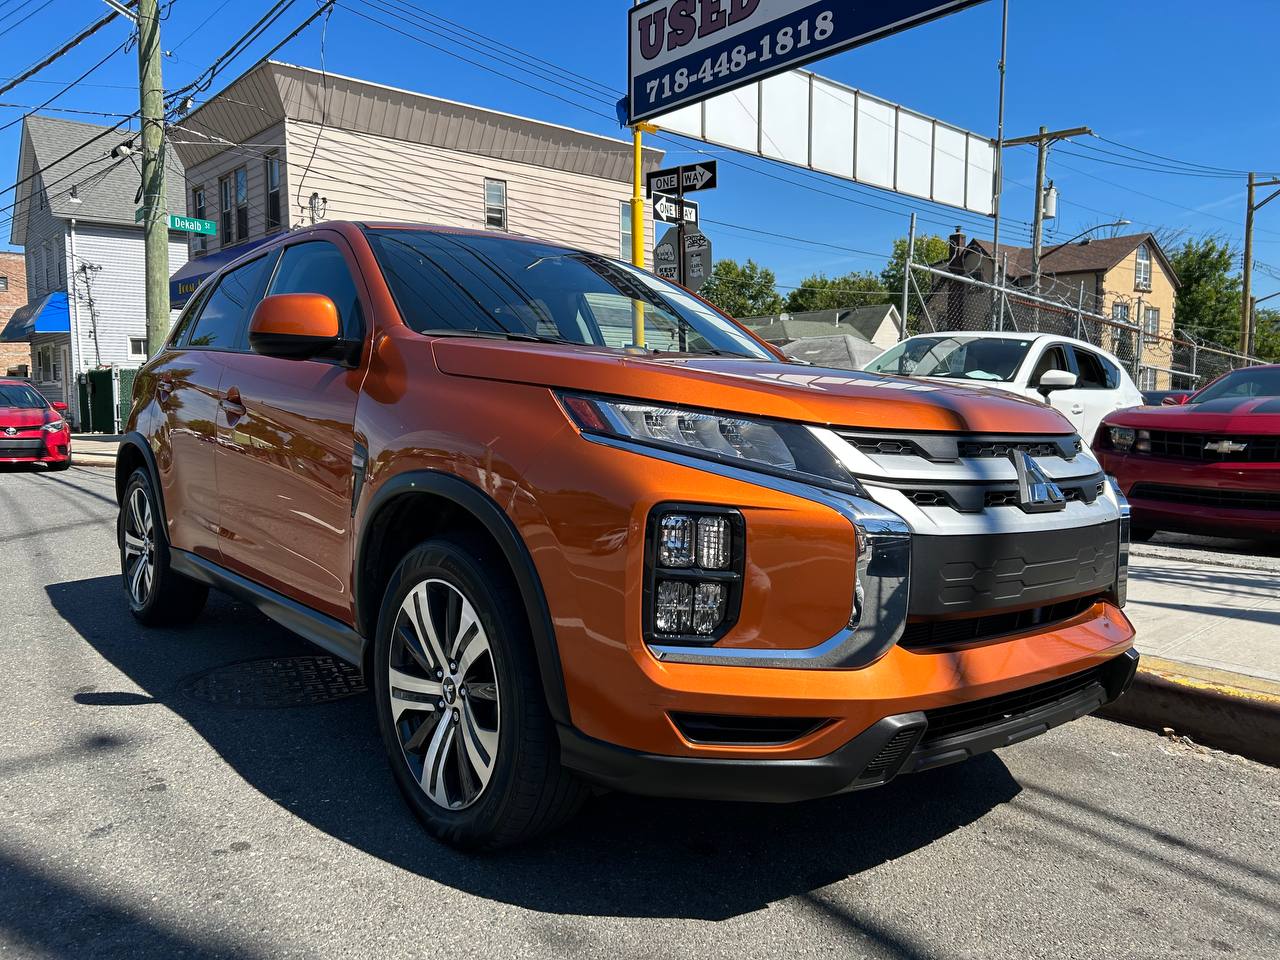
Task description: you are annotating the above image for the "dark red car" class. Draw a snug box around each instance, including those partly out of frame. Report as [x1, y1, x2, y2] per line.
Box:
[1095, 365, 1280, 539]
[0, 378, 71, 470]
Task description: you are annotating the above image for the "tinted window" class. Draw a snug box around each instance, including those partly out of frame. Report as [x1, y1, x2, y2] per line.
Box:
[1191, 367, 1280, 402]
[268, 241, 363, 340]
[187, 255, 274, 350]
[865, 337, 1032, 382]
[168, 285, 213, 349]
[1071, 347, 1119, 390]
[1031, 345, 1071, 383]
[365, 230, 771, 359]
[0, 382, 47, 409]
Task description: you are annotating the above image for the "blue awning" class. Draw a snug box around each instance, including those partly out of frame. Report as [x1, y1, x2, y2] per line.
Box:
[1, 291, 70, 342]
[170, 236, 276, 307]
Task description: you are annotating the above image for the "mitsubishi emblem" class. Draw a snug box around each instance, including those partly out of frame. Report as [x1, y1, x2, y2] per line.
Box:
[1010, 451, 1066, 513]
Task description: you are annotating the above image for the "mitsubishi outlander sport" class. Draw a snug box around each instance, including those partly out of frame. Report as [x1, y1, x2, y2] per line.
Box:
[116, 222, 1137, 849]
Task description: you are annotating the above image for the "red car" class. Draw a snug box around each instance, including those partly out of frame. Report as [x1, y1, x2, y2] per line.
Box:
[0, 378, 71, 470]
[1095, 365, 1280, 539]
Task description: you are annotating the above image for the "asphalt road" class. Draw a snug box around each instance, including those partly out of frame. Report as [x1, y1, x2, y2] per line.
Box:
[1, 466, 1278, 960]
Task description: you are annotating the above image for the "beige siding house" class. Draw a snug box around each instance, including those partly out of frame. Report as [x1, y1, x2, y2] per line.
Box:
[170, 61, 663, 303]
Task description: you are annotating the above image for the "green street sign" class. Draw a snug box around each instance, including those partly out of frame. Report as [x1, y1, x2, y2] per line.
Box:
[134, 209, 217, 236]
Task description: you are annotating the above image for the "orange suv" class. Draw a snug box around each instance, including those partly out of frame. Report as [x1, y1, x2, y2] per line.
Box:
[117, 222, 1137, 849]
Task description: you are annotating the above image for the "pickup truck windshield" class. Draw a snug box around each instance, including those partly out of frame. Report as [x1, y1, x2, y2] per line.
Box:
[865, 337, 1033, 382]
[365, 229, 772, 359]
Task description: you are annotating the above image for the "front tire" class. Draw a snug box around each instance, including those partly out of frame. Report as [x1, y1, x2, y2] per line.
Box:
[372, 536, 585, 850]
[1130, 525, 1157, 542]
[118, 468, 208, 625]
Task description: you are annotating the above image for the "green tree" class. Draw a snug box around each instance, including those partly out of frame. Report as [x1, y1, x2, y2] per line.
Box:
[879, 234, 952, 299]
[698, 258, 784, 318]
[1254, 307, 1280, 362]
[784, 271, 887, 313]
[1170, 237, 1242, 349]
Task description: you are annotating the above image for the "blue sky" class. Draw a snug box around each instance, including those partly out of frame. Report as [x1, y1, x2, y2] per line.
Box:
[3, 0, 1279, 300]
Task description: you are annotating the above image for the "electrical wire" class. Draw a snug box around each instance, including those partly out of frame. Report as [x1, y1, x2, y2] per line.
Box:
[0, 4, 134, 98]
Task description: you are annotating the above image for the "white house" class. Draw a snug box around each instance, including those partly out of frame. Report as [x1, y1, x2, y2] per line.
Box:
[3, 115, 188, 426]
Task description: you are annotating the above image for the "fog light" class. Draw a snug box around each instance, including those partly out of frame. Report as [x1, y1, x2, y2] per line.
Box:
[658, 514, 695, 568]
[696, 516, 730, 570]
[654, 580, 693, 633]
[692, 582, 726, 634]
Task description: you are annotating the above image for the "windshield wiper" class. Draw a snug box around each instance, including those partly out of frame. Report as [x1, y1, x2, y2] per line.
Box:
[417, 328, 575, 345]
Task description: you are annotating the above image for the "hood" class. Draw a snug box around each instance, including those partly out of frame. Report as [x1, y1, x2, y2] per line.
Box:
[0, 406, 52, 429]
[1107, 396, 1280, 435]
[431, 340, 1074, 435]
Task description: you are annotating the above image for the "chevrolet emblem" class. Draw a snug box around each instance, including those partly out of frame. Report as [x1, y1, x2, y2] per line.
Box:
[1204, 440, 1247, 454]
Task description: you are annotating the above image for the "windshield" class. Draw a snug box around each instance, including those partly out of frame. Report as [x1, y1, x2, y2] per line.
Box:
[864, 337, 1033, 382]
[0, 383, 47, 409]
[1190, 367, 1280, 403]
[365, 229, 772, 359]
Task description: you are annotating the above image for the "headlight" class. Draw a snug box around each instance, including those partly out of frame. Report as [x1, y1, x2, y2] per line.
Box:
[559, 394, 863, 493]
[42, 419, 65, 433]
[1108, 426, 1135, 452]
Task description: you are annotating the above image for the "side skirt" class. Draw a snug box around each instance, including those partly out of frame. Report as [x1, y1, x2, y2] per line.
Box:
[170, 550, 364, 666]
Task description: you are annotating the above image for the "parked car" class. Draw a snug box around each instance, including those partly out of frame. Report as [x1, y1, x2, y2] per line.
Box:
[1096, 364, 1280, 540]
[1140, 389, 1191, 406]
[117, 222, 1137, 849]
[865, 332, 1144, 443]
[0, 377, 71, 469]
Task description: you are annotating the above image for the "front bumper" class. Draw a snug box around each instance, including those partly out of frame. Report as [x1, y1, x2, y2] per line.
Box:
[560, 648, 1139, 802]
[0, 433, 70, 464]
[1101, 451, 1280, 536]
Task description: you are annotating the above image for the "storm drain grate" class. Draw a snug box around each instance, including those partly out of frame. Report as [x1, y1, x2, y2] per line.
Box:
[181, 656, 367, 708]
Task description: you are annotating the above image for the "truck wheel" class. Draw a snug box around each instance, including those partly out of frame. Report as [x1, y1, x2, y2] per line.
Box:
[118, 468, 208, 625]
[372, 536, 586, 850]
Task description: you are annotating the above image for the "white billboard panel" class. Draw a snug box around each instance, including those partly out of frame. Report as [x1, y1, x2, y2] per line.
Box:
[652, 68, 996, 216]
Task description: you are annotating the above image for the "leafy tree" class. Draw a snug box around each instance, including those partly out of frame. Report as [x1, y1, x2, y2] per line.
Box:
[880, 234, 952, 299]
[697, 258, 784, 318]
[1170, 237, 1242, 349]
[1253, 307, 1280, 362]
[784, 271, 887, 313]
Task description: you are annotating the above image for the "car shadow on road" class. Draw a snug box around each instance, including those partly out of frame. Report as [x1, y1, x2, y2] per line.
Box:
[48, 574, 1022, 923]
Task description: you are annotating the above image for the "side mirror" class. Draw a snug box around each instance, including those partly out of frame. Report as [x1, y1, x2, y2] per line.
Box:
[1037, 369, 1078, 397]
[248, 294, 341, 360]
[1162, 393, 1189, 406]
[51, 401, 68, 412]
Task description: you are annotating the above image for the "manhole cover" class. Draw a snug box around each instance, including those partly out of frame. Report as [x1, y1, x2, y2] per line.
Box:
[181, 656, 367, 708]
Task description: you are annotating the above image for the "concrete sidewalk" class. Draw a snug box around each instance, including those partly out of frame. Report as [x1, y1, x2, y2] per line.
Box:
[70, 434, 120, 468]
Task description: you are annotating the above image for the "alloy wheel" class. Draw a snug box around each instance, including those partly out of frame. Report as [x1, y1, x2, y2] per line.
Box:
[388, 578, 501, 811]
[122, 486, 156, 606]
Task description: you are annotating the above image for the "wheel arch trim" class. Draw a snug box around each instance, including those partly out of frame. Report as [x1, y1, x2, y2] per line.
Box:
[354, 470, 570, 727]
[116, 433, 168, 532]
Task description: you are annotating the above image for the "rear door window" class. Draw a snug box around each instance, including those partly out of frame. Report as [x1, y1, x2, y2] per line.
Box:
[1071, 346, 1119, 389]
[186, 255, 274, 351]
[267, 241, 364, 341]
[1030, 344, 1071, 383]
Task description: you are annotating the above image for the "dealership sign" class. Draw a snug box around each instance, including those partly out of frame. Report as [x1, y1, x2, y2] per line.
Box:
[627, 0, 989, 123]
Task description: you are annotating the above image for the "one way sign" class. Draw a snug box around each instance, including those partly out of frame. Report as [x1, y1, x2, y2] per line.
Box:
[646, 161, 717, 197]
[652, 193, 699, 225]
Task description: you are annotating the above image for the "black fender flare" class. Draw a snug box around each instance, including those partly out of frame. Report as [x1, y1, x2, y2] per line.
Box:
[115, 433, 168, 530]
[354, 470, 570, 727]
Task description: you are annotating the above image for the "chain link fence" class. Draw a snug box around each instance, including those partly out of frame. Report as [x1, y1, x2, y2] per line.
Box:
[905, 264, 1263, 392]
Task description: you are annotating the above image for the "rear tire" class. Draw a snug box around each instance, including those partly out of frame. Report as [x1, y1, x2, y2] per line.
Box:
[372, 535, 586, 850]
[118, 467, 208, 625]
[48, 458, 71, 472]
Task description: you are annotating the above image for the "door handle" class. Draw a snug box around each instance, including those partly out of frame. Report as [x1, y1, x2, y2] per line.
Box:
[1070, 403, 1085, 415]
[156, 375, 173, 399]
[220, 385, 246, 417]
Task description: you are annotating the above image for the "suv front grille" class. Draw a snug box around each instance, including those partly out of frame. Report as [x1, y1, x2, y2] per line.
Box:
[1143, 430, 1280, 463]
[1130, 483, 1280, 512]
[900, 594, 1103, 651]
[837, 431, 1081, 463]
[896, 476, 1105, 513]
[920, 664, 1111, 745]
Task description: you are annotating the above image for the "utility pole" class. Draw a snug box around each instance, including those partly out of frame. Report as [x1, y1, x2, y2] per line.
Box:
[137, 0, 168, 356]
[630, 123, 657, 348]
[1241, 172, 1280, 356]
[1005, 125, 1091, 294]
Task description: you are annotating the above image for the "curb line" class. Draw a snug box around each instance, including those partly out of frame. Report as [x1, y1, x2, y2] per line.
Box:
[1099, 656, 1280, 767]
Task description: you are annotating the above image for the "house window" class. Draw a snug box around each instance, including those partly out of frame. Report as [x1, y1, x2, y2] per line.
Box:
[36, 345, 60, 382]
[1144, 306, 1161, 338]
[619, 201, 633, 259]
[192, 186, 208, 254]
[1135, 243, 1152, 291]
[42, 241, 52, 291]
[484, 179, 507, 230]
[265, 153, 282, 231]
[219, 168, 248, 244]
[1112, 303, 1130, 323]
[1, 275, 8, 291]
[128, 336, 148, 360]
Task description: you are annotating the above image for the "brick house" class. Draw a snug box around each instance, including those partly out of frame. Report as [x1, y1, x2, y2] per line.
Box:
[0, 251, 29, 375]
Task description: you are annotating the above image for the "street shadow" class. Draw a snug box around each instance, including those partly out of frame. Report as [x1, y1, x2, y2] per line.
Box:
[48, 574, 1021, 923]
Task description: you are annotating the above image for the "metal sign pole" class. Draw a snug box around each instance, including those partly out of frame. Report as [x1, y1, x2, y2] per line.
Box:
[677, 171, 686, 288]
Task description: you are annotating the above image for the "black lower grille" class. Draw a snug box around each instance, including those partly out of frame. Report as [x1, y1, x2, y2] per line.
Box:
[1144, 430, 1279, 463]
[1130, 483, 1280, 512]
[0, 438, 43, 453]
[900, 594, 1103, 651]
[921, 665, 1110, 746]
[669, 712, 828, 746]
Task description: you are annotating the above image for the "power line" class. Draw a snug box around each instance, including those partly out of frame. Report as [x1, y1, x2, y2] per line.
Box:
[1094, 134, 1280, 179]
[0, 0, 51, 40]
[0, 41, 129, 134]
[0, 4, 133, 98]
